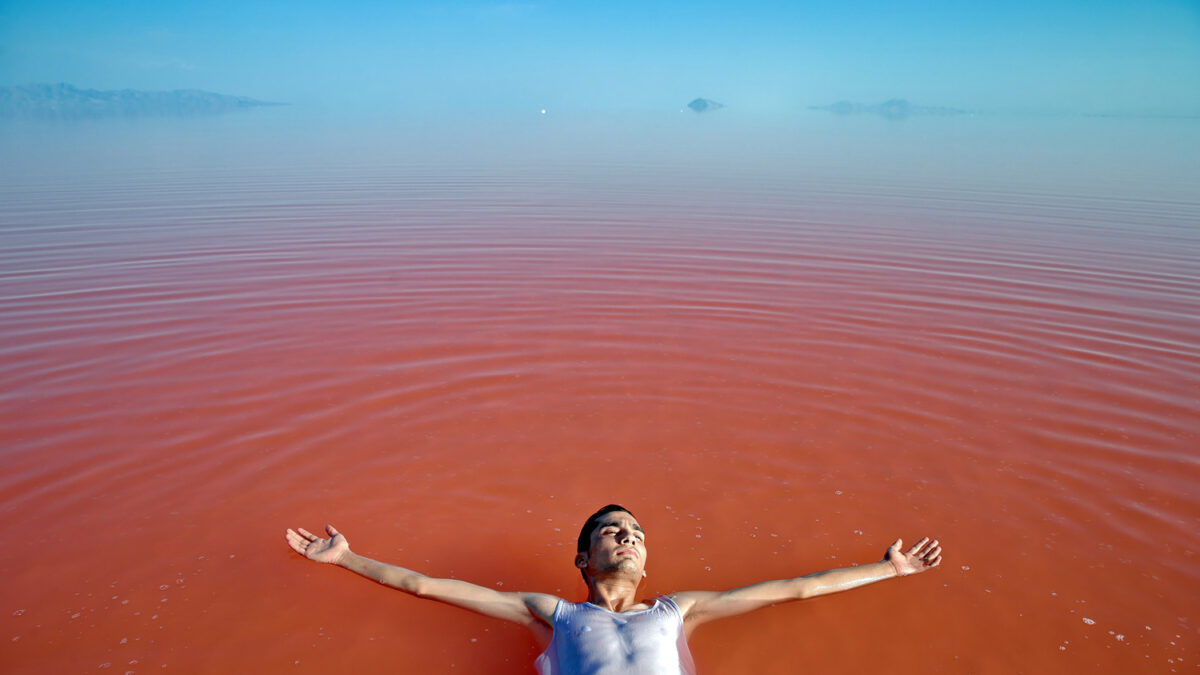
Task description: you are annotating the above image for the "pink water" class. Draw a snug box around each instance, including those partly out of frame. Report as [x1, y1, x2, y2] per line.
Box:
[1, 114, 1198, 673]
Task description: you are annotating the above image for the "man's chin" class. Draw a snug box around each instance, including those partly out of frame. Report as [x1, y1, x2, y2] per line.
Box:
[616, 559, 641, 574]
[592, 559, 643, 582]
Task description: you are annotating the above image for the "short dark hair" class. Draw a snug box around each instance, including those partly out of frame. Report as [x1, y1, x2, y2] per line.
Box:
[576, 504, 636, 583]
[577, 504, 636, 553]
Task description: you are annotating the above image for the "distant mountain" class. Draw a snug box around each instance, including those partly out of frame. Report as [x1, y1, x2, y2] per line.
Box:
[810, 98, 971, 120]
[0, 83, 282, 120]
[687, 98, 724, 113]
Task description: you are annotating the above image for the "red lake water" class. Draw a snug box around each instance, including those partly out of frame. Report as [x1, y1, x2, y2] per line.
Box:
[1, 113, 1198, 673]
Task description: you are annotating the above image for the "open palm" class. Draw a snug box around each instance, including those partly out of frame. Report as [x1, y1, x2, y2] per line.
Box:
[885, 537, 942, 576]
[286, 525, 349, 564]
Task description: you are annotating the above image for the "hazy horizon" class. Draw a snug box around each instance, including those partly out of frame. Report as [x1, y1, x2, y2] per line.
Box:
[2, 0, 1198, 118]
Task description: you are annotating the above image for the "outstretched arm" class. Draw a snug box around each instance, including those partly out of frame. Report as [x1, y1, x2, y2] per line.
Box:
[673, 537, 942, 630]
[285, 525, 560, 638]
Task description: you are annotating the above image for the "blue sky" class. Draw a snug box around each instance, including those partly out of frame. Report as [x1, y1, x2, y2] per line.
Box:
[2, 0, 1198, 115]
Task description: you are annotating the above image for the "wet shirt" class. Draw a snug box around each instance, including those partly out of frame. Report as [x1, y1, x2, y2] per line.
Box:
[534, 596, 697, 675]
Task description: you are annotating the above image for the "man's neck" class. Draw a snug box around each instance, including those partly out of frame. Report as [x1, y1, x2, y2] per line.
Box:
[586, 577, 644, 612]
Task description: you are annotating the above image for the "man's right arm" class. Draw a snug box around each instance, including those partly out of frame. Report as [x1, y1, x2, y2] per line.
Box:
[286, 525, 560, 636]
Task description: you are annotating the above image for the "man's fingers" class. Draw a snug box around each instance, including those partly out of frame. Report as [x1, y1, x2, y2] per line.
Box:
[285, 532, 307, 554]
[297, 528, 317, 540]
[906, 537, 930, 555]
[326, 525, 340, 538]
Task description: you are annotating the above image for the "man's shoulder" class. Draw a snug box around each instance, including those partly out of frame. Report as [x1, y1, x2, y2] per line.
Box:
[663, 590, 720, 618]
[522, 592, 564, 623]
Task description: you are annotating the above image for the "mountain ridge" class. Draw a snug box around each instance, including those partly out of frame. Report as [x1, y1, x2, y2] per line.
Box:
[0, 83, 282, 120]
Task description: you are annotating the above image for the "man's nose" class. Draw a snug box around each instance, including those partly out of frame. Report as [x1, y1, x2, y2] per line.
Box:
[619, 530, 636, 544]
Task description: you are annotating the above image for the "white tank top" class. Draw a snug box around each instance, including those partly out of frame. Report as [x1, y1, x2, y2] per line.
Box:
[534, 596, 697, 675]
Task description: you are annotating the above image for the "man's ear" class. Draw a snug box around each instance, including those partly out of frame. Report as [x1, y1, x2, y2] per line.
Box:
[575, 553, 587, 569]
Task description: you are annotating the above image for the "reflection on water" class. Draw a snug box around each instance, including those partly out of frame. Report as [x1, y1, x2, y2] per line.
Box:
[1, 112, 1198, 673]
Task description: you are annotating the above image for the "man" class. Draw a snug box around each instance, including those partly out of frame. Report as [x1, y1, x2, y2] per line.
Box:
[285, 504, 942, 674]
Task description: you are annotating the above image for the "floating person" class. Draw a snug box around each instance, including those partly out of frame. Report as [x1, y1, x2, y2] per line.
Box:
[285, 504, 942, 674]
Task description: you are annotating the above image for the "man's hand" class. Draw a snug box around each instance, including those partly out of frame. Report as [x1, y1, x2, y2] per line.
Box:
[286, 525, 349, 565]
[885, 537, 942, 576]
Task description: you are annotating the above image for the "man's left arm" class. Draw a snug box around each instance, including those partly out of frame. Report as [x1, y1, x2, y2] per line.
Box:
[672, 537, 941, 629]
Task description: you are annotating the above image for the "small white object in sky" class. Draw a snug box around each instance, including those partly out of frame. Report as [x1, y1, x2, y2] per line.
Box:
[540, 109, 546, 115]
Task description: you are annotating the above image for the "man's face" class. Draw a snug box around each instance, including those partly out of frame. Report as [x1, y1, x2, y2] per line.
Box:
[576, 510, 647, 582]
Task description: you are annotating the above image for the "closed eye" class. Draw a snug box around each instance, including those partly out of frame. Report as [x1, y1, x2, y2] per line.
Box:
[599, 523, 645, 541]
